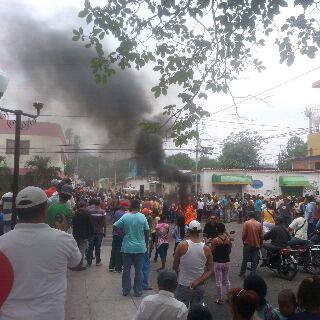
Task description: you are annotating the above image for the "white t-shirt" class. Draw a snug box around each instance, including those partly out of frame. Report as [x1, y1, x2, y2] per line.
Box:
[0, 223, 81, 320]
[197, 201, 204, 210]
[289, 217, 308, 240]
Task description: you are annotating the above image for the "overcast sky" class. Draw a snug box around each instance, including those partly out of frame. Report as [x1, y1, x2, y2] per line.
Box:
[1, 0, 320, 164]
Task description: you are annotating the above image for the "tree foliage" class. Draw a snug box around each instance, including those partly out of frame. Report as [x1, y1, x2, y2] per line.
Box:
[219, 131, 263, 168]
[75, 0, 320, 145]
[25, 156, 60, 187]
[277, 135, 308, 170]
[166, 152, 195, 170]
[197, 155, 219, 169]
[76, 156, 130, 184]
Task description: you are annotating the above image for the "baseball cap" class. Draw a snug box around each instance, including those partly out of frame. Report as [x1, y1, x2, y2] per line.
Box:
[59, 184, 73, 196]
[16, 186, 48, 209]
[188, 220, 202, 231]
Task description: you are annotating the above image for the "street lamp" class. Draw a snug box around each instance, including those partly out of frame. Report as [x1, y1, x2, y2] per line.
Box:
[0, 71, 44, 229]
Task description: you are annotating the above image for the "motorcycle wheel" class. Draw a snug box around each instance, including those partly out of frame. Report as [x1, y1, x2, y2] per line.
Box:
[277, 256, 298, 281]
[311, 253, 320, 275]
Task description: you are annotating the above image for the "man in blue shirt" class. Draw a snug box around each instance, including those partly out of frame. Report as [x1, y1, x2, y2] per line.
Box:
[305, 195, 317, 236]
[254, 195, 263, 222]
[114, 199, 149, 297]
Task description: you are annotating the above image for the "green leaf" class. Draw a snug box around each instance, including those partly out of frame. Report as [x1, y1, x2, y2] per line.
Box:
[78, 9, 89, 18]
[86, 13, 93, 24]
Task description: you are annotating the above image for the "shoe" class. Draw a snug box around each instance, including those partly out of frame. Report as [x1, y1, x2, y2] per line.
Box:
[96, 262, 102, 266]
[86, 263, 92, 268]
[143, 287, 153, 291]
[133, 292, 143, 297]
[115, 269, 122, 273]
[109, 268, 115, 272]
[74, 266, 87, 271]
[122, 291, 130, 296]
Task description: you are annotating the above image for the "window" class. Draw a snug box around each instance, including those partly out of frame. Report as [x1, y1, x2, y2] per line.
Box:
[6, 139, 30, 155]
[315, 162, 320, 170]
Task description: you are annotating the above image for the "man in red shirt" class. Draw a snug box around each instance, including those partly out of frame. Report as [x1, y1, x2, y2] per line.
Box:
[239, 211, 263, 277]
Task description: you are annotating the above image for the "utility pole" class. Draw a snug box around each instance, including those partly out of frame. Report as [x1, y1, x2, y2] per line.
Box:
[195, 121, 199, 196]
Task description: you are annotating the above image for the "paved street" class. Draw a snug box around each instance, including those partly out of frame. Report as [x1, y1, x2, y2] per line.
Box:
[66, 221, 309, 320]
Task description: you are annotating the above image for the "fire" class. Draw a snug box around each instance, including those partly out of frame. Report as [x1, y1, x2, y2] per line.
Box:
[184, 204, 197, 225]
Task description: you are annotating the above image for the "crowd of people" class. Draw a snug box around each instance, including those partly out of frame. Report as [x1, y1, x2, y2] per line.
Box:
[1, 178, 320, 320]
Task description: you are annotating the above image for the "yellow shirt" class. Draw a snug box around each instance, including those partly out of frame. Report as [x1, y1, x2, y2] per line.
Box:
[263, 209, 275, 224]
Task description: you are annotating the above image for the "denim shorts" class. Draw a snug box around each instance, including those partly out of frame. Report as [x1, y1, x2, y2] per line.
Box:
[157, 243, 169, 261]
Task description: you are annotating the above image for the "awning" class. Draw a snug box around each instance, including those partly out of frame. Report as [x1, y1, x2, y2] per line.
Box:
[279, 176, 310, 187]
[192, 174, 200, 183]
[212, 174, 253, 185]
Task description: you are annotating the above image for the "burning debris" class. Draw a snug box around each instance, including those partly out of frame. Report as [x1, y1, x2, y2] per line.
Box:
[135, 132, 191, 204]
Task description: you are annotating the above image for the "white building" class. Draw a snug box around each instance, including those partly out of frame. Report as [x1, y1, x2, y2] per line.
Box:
[199, 168, 320, 197]
[0, 119, 66, 173]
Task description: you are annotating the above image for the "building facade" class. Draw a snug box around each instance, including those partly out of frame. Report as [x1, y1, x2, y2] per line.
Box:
[0, 119, 66, 173]
[200, 168, 319, 197]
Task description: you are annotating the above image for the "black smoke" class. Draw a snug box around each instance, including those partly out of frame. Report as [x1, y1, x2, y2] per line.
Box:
[1, 2, 192, 199]
[0, 1, 152, 145]
[135, 132, 191, 204]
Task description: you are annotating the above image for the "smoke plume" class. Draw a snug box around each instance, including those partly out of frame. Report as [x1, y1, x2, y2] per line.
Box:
[0, 1, 152, 146]
[0, 1, 192, 199]
[135, 132, 191, 204]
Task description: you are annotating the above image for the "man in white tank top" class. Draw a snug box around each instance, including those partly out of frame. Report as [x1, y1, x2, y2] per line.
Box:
[173, 220, 213, 307]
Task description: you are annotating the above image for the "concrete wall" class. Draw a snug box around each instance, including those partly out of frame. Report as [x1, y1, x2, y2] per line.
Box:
[0, 133, 65, 171]
[200, 169, 320, 196]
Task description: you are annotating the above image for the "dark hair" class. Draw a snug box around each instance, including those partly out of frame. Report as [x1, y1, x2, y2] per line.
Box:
[230, 288, 259, 319]
[59, 193, 71, 202]
[216, 222, 226, 234]
[243, 275, 267, 307]
[157, 269, 177, 292]
[17, 201, 47, 222]
[187, 305, 212, 320]
[297, 276, 320, 312]
[177, 215, 186, 239]
[278, 289, 297, 307]
[88, 198, 94, 206]
[248, 211, 256, 219]
[130, 199, 141, 211]
[94, 198, 101, 206]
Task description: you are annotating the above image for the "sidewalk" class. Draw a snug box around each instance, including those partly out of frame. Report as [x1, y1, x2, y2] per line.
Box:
[66, 247, 155, 320]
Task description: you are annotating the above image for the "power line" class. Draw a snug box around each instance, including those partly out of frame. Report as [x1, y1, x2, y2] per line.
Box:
[210, 65, 320, 115]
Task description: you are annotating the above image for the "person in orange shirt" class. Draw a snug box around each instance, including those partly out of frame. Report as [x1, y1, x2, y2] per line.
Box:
[239, 212, 263, 277]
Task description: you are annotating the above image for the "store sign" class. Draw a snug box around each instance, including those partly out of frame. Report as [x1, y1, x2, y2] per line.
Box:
[252, 180, 263, 189]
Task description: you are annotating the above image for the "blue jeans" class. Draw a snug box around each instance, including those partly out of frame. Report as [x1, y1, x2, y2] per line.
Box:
[175, 284, 205, 307]
[240, 245, 260, 275]
[288, 237, 308, 247]
[122, 252, 144, 296]
[86, 233, 103, 265]
[142, 251, 150, 289]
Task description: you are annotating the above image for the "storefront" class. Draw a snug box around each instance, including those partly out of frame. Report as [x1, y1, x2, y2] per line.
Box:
[279, 176, 310, 197]
[212, 174, 253, 197]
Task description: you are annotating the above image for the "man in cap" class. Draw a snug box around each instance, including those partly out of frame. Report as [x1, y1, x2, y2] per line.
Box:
[133, 269, 188, 320]
[0, 186, 81, 320]
[46, 184, 73, 231]
[109, 200, 129, 272]
[173, 220, 213, 307]
[48, 178, 73, 209]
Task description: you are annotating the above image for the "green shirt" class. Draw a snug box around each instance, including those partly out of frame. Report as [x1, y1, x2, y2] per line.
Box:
[114, 212, 149, 254]
[46, 203, 73, 228]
